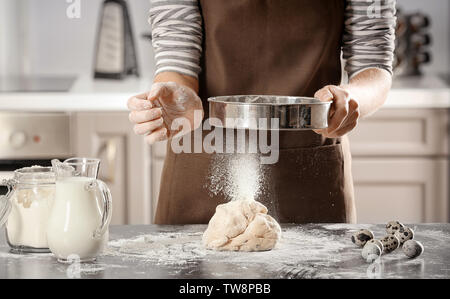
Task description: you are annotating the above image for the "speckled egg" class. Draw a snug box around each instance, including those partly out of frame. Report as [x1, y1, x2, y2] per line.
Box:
[403, 240, 424, 258]
[394, 226, 414, 246]
[367, 239, 384, 252]
[351, 229, 374, 247]
[362, 242, 381, 263]
[386, 220, 405, 234]
[380, 235, 400, 254]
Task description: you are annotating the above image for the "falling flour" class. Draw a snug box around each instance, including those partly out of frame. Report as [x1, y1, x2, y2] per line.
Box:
[206, 154, 268, 202]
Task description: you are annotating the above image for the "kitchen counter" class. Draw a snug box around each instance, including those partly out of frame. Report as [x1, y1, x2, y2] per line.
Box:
[0, 75, 449, 112]
[387, 75, 450, 108]
[1, 223, 449, 279]
[0, 76, 152, 112]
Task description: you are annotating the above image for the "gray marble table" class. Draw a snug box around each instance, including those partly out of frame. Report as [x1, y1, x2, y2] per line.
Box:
[1, 223, 449, 279]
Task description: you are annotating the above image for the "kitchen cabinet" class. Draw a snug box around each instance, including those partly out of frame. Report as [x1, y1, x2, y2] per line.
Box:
[72, 112, 153, 225]
[349, 109, 448, 156]
[349, 108, 449, 223]
[352, 158, 448, 223]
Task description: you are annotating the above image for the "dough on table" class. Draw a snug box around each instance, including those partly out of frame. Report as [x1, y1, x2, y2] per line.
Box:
[202, 199, 281, 251]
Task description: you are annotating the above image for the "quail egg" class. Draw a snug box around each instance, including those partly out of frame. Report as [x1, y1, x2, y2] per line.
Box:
[380, 235, 400, 254]
[386, 220, 405, 234]
[394, 226, 414, 246]
[403, 240, 424, 258]
[351, 229, 374, 247]
[366, 239, 384, 252]
[362, 242, 381, 263]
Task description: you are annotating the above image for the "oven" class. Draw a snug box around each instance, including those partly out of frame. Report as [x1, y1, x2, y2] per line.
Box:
[0, 112, 72, 195]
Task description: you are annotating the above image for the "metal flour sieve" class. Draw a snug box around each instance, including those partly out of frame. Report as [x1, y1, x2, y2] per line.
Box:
[208, 95, 331, 130]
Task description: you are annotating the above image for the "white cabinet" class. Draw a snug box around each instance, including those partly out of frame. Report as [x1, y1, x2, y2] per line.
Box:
[349, 109, 448, 156]
[72, 112, 152, 225]
[349, 108, 449, 223]
[352, 158, 448, 223]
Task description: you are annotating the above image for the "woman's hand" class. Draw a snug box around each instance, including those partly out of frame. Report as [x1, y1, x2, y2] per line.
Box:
[313, 85, 360, 138]
[127, 81, 204, 144]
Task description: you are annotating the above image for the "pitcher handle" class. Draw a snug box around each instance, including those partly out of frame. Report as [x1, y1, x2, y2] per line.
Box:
[0, 179, 16, 228]
[89, 179, 113, 239]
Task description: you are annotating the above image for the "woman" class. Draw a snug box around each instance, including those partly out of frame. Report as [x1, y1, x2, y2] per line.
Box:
[128, 0, 396, 224]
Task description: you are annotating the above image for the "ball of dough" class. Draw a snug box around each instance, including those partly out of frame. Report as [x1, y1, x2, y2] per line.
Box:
[202, 199, 281, 251]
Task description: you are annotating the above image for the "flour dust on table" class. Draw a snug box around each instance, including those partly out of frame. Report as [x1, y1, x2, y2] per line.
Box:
[3, 224, 450, 278]
[103, 225, 355, 278]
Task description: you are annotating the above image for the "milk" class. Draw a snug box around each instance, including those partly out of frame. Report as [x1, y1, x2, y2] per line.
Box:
[47, 177, 108, 262]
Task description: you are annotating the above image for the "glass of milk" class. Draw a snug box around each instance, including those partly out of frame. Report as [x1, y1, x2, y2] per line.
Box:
[47, 158, 112, 263]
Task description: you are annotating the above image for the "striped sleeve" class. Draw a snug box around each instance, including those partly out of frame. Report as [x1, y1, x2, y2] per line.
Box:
[343, 0, 397, 78]
[149, 0, 202, 78]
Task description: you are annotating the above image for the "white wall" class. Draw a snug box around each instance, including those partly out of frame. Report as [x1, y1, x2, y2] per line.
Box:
[1, 0, 448, 77]
[396, 0, 450, 74]
[0, 0, 29, 76]
[25, 0, 155, 77]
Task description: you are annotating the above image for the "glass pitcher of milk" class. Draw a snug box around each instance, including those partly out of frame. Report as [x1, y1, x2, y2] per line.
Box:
[47, 158, 112, 263]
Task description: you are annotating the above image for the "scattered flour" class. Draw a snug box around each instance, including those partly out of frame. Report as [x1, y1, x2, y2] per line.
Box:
[2, 224, 448, 278]
[416, 229, 450, 241]
[74, 263, 127, 275]
[105, 232, 206, 266]
[0, 249, 53, 260]
[103, 226, 352, 277]
[321, 223, 374, 231]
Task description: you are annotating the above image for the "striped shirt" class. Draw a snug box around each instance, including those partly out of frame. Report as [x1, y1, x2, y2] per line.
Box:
[149, 0, 396, 79]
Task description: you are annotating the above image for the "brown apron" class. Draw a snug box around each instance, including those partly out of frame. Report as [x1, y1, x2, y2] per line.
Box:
[154, 0, 356, 224]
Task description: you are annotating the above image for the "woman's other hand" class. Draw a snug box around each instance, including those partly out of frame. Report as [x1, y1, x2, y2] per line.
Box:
[128, 81, 203, 144]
